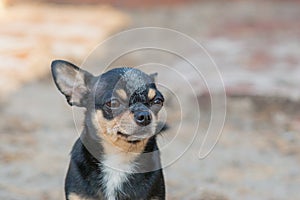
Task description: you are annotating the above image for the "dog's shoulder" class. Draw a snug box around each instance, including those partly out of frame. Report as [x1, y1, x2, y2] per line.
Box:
[65, 139, 103, 199]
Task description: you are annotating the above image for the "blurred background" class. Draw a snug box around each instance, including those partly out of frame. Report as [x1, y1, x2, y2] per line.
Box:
[1, 0, 300, 199]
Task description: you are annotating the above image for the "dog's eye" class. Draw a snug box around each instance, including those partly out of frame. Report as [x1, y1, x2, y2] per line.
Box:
[153, 98, 163, 106]
[106, 99, 120, 108]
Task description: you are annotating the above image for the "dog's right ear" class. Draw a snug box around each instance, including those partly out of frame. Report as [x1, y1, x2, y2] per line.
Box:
[51, 60, 94, 107]
[150, 72, 158, 83]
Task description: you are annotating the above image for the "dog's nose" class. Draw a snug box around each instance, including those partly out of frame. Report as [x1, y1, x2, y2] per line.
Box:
[134, 111, 152, 126]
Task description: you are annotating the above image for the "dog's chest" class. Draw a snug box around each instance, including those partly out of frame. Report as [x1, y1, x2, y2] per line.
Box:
[100, 154, 136, 200]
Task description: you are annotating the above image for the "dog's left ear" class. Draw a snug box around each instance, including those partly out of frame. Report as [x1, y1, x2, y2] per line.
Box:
[150, 72, 158, 83]
[51, 60, 94, 107]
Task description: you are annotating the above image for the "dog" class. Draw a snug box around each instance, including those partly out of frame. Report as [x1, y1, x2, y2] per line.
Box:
[51, 60, 166, 200]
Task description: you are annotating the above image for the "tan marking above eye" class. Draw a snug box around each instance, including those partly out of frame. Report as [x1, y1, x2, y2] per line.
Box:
[148, 88, 156, 100]
[115, 89, 127, 101]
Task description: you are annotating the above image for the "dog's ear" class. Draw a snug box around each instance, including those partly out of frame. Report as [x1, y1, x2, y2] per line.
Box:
[51, 60, 94, 107]
[150, 72, 158, 83]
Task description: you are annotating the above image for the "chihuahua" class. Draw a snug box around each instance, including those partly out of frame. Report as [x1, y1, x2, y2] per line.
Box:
[51, 60, 166, 200]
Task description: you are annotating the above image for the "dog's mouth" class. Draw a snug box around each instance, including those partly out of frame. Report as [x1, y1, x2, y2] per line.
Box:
[117, 131, 129, 138]
[117, 131, 142, 143]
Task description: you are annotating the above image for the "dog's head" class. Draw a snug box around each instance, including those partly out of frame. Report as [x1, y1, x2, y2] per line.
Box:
[51, 60, 164, 151]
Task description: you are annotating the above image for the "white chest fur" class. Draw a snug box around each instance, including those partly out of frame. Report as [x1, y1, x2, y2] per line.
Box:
[101, 153, 137, 200]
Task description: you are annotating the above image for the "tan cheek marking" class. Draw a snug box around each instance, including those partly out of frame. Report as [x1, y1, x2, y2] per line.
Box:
[148, 88, 156, 100]
[116, 89, 127, 101]
[93, 110, 119, 141]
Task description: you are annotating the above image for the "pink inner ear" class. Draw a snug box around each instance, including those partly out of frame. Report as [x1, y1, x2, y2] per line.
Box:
[70, 84, 88, 104]
[53, 64, 88, 106]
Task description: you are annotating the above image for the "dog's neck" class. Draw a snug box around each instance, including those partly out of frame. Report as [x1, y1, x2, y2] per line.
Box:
[80, 123, 161, 200]
[79, 128, 135, 200]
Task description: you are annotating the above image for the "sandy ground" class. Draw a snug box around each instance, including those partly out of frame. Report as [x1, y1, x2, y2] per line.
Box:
[1, 1, 300, 200]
